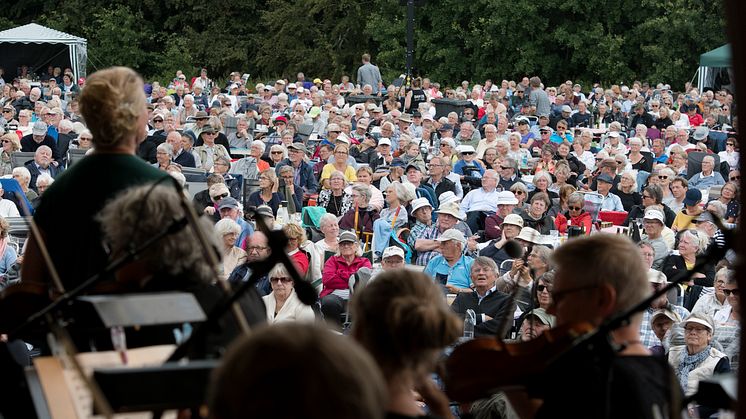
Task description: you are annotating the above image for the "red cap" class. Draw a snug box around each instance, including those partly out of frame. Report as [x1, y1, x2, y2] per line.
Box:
[274, 116, 287, 124]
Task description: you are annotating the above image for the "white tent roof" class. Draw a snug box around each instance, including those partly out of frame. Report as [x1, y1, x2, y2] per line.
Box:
[0, 23, 86, 45]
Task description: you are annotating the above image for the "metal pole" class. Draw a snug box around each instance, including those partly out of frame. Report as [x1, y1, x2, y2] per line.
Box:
[405, 0, 415, 88]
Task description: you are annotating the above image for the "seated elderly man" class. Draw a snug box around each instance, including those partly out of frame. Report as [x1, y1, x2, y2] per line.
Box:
[415, 202, 475, 266]
[25, 145, 59, 192]
[275, 143, 319, 196]
[424, 229, 474, 293]
[230, 139, 266, 181]
[20, 121, 61, 161]
[596, 173, 624, 212]
[688, 155, 725, 189]
[218, 197, 253, 249]
[640, 270, 690, 349]
[497, 158, 522, 191]
[483, 191, 519, 241]
[450, 257, 514, 337]
[460, 169, 500, 233]
[168, 131, 196, 168]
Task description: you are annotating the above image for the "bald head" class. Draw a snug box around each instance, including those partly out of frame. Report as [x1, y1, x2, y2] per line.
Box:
[166, 131, 183, 152]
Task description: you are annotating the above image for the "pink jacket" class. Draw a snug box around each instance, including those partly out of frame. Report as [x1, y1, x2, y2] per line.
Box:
[320, 255, 372, 297]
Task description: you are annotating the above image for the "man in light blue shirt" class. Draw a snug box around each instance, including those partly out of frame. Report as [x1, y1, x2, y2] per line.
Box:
[597, 173, 624, 212]
[688, 155, 726, 189]
[424, 229, 474, 293]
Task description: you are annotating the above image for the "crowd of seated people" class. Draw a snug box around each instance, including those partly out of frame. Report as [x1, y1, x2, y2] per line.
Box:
[0, 63, 740, 418]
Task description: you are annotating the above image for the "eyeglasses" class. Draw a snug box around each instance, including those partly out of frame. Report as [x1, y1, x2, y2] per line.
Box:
[270, 277, 293, 283]
[568, 206, 582, 211]
[247, 245, 269, 252]
[335, 151, 348, 155]
[212, 193, 229, 200]
[723, 288, 740, 297]
[642, 194, 653, 199]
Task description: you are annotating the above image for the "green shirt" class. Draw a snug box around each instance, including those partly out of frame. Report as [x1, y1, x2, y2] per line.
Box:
[34, 153, 167, 289]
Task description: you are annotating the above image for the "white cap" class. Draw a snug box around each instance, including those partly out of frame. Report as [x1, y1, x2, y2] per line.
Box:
[643, 208, 665, 224]
[288, 83, 297, 89]
[457, 145, 476, 154]
[502, 214, 524, 228]
[496, 191, 519, 205]
[382, 246, 405, 260]
[516, 227, 543, 244]
[438, 191, 460, 206]
[378, 137, 392, 146]
[435, 229, 466, 245]
[411, 197, 432, 213]
[607, 131, 620, 138]
[647, 269, 666, 284]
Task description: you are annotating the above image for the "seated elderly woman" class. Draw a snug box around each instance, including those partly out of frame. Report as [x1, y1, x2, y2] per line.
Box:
[247, 169, 283, 216]
[208, 323, 386, 419]
[97, 184, 265, 354]
[373, 181, 409, 259]
[528, 171, 559, 202]
[275, 165, 304, 213]
[351, 269, 460, 419]
[283, 223, 310, 276]
[661, 229, 715, 310]
[317, 170, 352, 217]
[668, 312, 730, 415]
[616, 170, 641, 212]
[0, 217, 18, 282]
[498, 244, 554, 309]
[262, 264, 315, 324]
[320, 230, 372, 330]
[520, 192, 554, 234]
[214, 218, 247, 280]
[352, 165, 384, 211]
[339, 184, 379, 243]
[554, 192, 592, 235]
[153, 142, 174, 171]
[0, 133, 21, 176]
[11, 167, 37, 202]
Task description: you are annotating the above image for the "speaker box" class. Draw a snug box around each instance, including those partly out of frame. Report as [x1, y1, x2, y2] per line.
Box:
[346, 94, 383, 105]
[432, 98, 471, 119]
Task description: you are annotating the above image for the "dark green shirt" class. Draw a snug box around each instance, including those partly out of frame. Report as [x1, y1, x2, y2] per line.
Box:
[34, 153, 167, 289]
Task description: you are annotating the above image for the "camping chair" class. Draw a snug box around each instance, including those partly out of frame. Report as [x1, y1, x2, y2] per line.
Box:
[341, 266, 374, 334]
[10, 152, 34, 169]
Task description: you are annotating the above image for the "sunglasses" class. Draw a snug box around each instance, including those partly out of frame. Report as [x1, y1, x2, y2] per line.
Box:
[658, 176, 668, 180]
[500, 166, 511, 170]
[730, 176, 740, 181]
[212, 193, 228, 200]
[536, 284, 551, 292]
[1, 140, 9, 144]
[271, 151, 283, 154]
[514, 190, 525, 195]
[2, 110, 11, 113]
[462, 151, 474, 155]
[270, 277, 293, 283]
[723, 289, 740, 296]
[153, 119, 164, 123]
[569, 206, 582, 211]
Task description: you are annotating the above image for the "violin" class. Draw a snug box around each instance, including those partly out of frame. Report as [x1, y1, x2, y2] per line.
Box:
[444, 321, 595, 403]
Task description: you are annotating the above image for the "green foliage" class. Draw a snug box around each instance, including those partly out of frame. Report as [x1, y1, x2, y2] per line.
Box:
[1, 0, 726, 89]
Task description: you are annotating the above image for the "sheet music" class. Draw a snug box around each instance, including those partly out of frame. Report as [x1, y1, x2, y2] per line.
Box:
[38, 345, 177, 419]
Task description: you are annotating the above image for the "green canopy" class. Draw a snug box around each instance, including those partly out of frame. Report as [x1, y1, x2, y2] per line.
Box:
[700, 44, 731, 67]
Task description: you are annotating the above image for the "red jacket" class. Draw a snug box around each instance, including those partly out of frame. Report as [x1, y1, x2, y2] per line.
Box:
[554, 211, 592, 235]
[320, 255, 372, 297]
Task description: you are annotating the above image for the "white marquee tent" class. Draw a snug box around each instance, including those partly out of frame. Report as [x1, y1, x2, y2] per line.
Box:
[0, 23, 87, 80]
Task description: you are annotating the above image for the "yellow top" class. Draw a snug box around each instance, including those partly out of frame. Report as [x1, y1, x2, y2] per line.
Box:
[320, 163, 357, 188]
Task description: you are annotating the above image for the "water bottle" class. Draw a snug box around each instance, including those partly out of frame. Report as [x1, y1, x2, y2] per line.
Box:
[276, 201, 289, 227]
[521, 153, 528, 170]
[463, 309, 476, 339]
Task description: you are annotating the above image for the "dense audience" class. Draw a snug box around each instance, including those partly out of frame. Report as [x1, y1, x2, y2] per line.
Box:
[0, 61, 740, 417]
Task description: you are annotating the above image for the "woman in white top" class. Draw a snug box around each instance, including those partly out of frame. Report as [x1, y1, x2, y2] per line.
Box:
[215, 218, 247, 280]
[263, 264, 315, 324]
[718, 138, 739, 169]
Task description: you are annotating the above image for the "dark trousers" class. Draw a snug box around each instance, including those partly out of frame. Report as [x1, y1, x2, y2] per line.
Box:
[320, 294, 347, 330]
[466, 210, 494, 235]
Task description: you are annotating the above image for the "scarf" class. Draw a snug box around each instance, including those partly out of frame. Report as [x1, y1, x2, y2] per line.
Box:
[677, 345, 711, 391]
